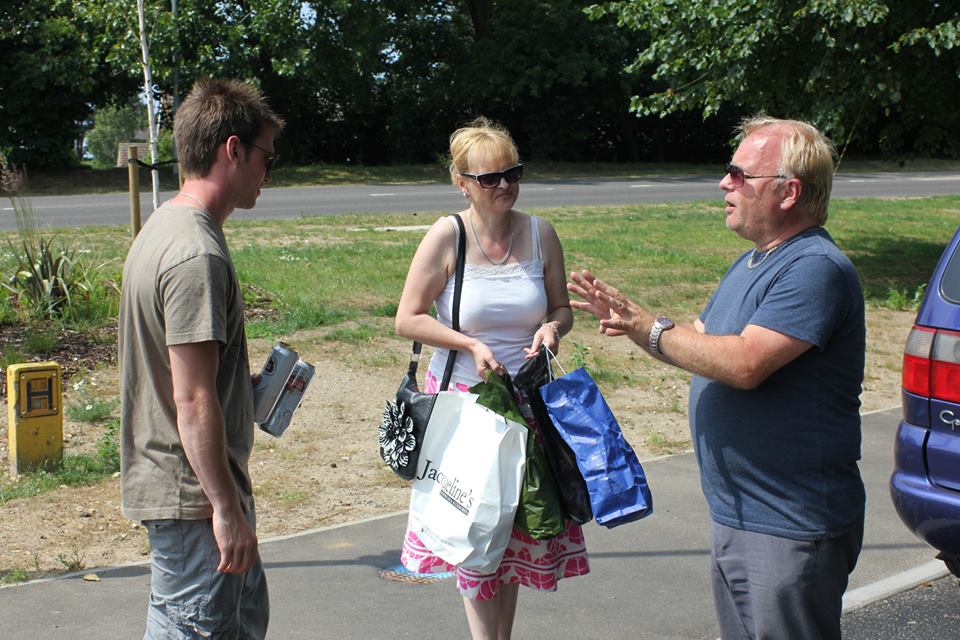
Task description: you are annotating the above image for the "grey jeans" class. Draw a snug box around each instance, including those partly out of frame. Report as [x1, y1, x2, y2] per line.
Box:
[143, 510, 269, 640]
[710, 519, 863, 640]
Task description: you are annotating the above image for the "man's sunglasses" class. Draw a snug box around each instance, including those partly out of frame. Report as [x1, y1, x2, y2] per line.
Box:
[250, 143, 278, 172]
[724, 163, 785, 188]
[460, 163, 523, 189]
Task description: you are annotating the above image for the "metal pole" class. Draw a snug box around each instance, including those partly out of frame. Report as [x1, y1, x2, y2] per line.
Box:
[128, 146, 142, 239]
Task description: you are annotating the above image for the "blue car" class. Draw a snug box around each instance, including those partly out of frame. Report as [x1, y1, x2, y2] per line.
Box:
[890, 225, 960, 578]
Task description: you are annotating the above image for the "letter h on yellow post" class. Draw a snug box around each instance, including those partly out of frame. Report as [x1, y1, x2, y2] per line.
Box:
[6, 361, 63, 477]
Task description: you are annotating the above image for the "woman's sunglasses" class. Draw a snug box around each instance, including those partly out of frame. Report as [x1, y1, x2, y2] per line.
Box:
[460, 163, 523, 189]
[724, 163, 785, 189]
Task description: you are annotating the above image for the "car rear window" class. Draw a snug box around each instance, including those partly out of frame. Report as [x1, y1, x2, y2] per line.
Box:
[943, 243, 960, 304]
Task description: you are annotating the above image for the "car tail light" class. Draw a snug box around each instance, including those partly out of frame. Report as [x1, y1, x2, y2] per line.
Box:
[904, 326, 936, 397]
[932, 329, 960, 404]
[904, 326, 960, 404]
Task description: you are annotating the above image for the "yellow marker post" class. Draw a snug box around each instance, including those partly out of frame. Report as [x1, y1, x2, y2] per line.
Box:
[6, 362, 63, 477]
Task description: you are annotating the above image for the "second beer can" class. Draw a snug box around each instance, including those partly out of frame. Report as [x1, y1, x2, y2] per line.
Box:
[260, 359, 315, 437]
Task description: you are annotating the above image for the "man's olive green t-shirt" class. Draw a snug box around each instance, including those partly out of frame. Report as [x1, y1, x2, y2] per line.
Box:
[118, 203, 254, 521]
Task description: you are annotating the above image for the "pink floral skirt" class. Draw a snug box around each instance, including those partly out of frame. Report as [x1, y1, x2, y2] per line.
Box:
[400, 370, 591, 600]
[401, 520, 590, 600]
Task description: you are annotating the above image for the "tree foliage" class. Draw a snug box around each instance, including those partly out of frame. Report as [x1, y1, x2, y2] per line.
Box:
[1, 2, 94, 167]
[586, 0, 960, 157]
[3, 1, 957, 169]
[85, 102, 147, 169]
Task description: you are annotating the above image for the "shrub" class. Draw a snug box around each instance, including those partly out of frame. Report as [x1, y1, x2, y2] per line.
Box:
[1, 156, 109, 323]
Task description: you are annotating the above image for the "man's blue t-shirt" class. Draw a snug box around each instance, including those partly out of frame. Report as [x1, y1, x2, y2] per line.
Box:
[689, 227, 866, 541]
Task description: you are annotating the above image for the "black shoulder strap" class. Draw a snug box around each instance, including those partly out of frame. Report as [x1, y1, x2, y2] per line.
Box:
[408, 214, 466, 391]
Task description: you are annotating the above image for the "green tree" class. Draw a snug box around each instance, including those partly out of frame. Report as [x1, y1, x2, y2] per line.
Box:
[383, 0, 653, 163]
[483, 0, 647, 162]
[69, 0, 395, 164]
[0, 1, 142, 169]
[85, 103, 147, 169]
[587, 0, 960, 158]
[64, 0, 662, 164]
[0, 1, 93, 167]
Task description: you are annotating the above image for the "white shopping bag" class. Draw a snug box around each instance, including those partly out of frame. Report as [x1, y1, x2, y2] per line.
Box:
[408, 391, 527, 573]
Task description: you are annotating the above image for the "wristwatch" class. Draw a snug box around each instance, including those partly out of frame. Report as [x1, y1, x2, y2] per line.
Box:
[648, 316, 675, 355]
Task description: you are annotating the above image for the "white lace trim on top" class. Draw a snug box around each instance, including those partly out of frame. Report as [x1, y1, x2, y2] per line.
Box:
[464, 260, 543, 277]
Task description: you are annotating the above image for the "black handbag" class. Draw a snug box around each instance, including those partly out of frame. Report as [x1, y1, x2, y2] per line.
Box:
[514, 346, 593, 524]
[379, 214, 466, 479]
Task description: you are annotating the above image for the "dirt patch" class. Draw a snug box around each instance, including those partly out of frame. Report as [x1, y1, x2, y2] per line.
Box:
[0, 324, 116, 398]
[0, 309, 912, 581]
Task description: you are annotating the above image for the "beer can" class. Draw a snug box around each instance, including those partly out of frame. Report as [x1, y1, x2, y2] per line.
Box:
[259, 359, 315, 437]
[253, 342, 299, 424]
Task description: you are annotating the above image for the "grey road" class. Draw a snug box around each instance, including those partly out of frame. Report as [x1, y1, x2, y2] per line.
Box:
[842, 574, 960, 639]
[2, 171, 959, 231]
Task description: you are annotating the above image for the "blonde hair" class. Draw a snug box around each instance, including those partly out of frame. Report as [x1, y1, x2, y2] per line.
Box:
[447, 116, 519, 186]
[174, 78, 285, 178]
[738, 115, 836, 225]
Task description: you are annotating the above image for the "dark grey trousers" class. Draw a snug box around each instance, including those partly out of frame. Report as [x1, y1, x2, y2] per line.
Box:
[710, 519, 864, 640]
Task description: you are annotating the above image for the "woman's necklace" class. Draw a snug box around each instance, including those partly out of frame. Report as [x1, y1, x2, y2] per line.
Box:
[178, 192, 210, 215]
[468, 210, 514, 266]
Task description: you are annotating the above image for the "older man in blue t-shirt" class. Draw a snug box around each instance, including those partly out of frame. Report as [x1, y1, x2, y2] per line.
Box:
[569, 116, 865, 640]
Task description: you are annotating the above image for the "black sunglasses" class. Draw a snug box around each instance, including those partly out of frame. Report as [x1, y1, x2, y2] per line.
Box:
[460, 163, 523, 189]
[250, 143, 278, 172]
[724, 163, 785, 188]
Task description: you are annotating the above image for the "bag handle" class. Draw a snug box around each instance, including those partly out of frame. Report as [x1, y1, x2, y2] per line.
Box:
[408, 213, 467, 391]
[543, 345, 567, 378]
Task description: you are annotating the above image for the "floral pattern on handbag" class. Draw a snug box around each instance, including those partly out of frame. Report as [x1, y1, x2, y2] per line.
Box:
[379, 400, 417, 470]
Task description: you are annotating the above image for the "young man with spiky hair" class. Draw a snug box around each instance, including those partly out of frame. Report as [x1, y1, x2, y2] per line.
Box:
[119, 78, 283, 639]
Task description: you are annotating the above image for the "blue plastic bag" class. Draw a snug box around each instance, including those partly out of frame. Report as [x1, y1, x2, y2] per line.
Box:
[539, 367, 653, 528]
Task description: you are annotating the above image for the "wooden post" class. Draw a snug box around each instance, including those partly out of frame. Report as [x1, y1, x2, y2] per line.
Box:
[178, 162, 185, 190]
[128, 145, 142, 239]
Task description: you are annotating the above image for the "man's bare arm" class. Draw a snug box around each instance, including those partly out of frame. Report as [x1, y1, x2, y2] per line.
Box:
[169, 341, 258, 573]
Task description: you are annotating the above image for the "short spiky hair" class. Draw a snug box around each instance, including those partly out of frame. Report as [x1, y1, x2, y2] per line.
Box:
[174, 78, 285, 177]
[737, 115, 836, 225]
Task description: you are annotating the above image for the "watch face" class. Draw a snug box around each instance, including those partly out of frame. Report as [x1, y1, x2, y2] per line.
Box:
[656, 316, 675, 330]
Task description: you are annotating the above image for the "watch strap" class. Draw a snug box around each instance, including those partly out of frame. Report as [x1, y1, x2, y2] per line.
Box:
[649, 316, 674, 355]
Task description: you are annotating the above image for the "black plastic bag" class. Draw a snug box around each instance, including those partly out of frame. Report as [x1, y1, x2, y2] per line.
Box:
[514, 348, 593, 524]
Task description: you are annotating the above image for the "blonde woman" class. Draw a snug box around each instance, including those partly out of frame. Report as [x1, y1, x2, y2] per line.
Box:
[395, 117, 589, 639]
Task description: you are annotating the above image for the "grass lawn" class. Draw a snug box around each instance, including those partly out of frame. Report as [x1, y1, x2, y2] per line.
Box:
[229, 195, 958, 339]
[3, 196, 956, 345]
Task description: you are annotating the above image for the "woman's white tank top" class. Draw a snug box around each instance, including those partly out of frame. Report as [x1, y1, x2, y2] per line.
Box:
[428, 215, 547, 386]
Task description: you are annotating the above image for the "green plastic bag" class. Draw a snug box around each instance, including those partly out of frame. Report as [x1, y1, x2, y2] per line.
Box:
[471, 372, 566, 540]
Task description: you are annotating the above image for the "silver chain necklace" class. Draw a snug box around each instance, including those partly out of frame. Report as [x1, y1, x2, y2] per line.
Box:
[747, 243, 781, 269]
[178, 192, 210, 215]
[468, 211, 514, 266]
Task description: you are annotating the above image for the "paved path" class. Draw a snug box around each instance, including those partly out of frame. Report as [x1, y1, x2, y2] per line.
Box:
[0, 407, 940, 639]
